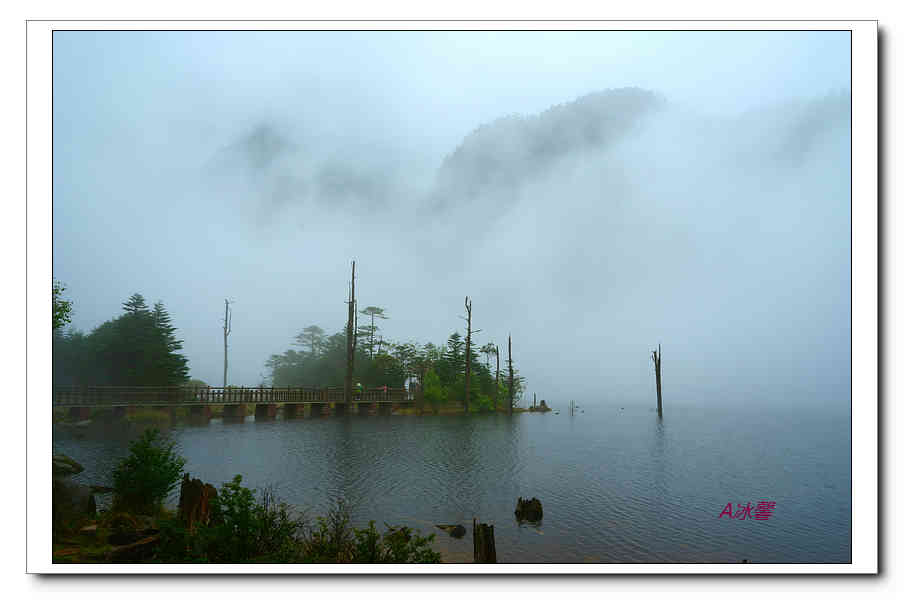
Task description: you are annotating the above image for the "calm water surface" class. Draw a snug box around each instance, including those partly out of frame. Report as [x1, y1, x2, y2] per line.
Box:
[52, 404, 851, 564]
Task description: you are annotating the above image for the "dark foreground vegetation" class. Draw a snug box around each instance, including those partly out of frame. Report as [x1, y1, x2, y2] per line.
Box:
[53, 429, 441, 564]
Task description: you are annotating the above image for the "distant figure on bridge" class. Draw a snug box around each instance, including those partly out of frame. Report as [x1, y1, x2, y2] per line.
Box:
[356, 382, 363, 399]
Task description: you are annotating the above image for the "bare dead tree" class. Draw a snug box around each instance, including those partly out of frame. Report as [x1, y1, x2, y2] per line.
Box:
[494, 343, 500, 412]
[222, 299, 233, 387]
[344, 261, 358, 406]
[507, 334, 514, 414]
[652, 343, 663, 416]
[462, 296, 474, 412]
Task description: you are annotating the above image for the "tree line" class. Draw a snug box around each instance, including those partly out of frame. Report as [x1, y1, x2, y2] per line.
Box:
[265, 305, 526, 411]
[53, 292, 190, 387]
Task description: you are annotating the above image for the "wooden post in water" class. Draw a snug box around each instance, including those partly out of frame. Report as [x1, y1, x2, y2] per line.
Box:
[652, 344, 663, 416]
[472, 517, 496, 563]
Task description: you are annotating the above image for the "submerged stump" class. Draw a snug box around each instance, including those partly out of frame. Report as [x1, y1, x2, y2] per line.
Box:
[472, 517, 496, 563]
[515, 497, 543, 523]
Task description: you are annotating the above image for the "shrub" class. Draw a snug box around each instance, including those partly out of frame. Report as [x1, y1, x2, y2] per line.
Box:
[112, 428, 185, 514]
[474, 393, 492, 412]
[157, 475, 306, 563]
[422, 370, 448, 408]
[154, 481, 441, 564]
[203, 476, 306, 563]
[303, 499, 441, 563]
[351, 522, 442, 563]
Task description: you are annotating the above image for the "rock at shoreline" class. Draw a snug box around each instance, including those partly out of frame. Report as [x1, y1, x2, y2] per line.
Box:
[515, 497, 543, 523]
[53, 478, 96, 527]
[435, 524, 466, 539]
[53, 454, 84, 477]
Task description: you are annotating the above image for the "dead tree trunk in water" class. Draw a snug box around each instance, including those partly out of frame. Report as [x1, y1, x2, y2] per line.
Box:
[344, 261, 357, 407]
[222, 299, 232, 387]
[494, 345, 500, 412]
[463, 296, 473, 413]
[507, 335, 514, 414]
[652, 343, 662, 416]
[472, 517, 497, 563]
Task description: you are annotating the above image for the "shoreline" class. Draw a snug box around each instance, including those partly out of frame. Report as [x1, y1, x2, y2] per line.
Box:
[53, 402, 553, 425]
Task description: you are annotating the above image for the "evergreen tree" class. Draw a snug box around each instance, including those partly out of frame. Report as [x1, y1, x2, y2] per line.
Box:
[294, 325, 326, 356]
[52, 279, 73, 332]
[122, 293, 150, 315]
[53, 293, 190, 387]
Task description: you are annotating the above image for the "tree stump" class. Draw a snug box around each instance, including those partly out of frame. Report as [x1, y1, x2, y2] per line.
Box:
[515, 497, 543, 523]
[472, 517, 496, 563]
[178, 473, 217, 531]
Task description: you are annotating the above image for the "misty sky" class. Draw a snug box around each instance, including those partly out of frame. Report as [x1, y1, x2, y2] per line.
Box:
[52, 30, 851, 410]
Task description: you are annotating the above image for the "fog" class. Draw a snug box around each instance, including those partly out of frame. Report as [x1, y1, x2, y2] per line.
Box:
[52, 31, 851, 411]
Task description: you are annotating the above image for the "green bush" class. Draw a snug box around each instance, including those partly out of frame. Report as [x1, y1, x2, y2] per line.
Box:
[112, 428, 185, 515]
[157, 475, 306, 563]
[473, 393, 492, 412]
[205, 476, 306, 562]
[351, 522, 442, 563]
[303, 499, 441, 563]
[422, 370, 448, 408]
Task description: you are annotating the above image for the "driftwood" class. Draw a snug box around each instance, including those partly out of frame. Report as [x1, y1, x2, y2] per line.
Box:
[178, 473, 218, 531]
[472, 517, 496, 563]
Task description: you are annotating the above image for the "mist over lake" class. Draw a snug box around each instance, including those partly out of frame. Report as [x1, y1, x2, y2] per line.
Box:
[50, 30, 852, 565]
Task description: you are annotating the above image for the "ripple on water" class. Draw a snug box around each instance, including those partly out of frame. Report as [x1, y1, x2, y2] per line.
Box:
[52, 406, 851, 563]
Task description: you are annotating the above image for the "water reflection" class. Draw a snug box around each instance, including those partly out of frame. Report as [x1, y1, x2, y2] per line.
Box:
[52, 406, 851, 563]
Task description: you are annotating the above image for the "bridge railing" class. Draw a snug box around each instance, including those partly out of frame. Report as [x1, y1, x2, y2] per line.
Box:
[52, 386, 412, 406]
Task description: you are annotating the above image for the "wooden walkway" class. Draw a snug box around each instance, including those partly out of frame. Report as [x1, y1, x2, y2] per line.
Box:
[53, 386, 411, 407]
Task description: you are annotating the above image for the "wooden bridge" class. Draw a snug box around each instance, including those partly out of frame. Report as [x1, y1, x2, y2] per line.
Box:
[54, 386, 414, 420]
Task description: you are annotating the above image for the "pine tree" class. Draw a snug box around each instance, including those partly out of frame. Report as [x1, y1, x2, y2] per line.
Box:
[122, 293, 150, 315]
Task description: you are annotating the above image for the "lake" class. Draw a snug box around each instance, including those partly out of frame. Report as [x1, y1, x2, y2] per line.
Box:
[52, 404, 851, 564]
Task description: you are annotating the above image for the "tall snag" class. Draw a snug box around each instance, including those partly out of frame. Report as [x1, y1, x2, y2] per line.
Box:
[507, 335, 514, 414]
[463, 297, 473, 412]
[494, 344, 500, 412]
[344, 261, 358, 407]
[652, 343, 662, 416]
[222, 299, 233, 387]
